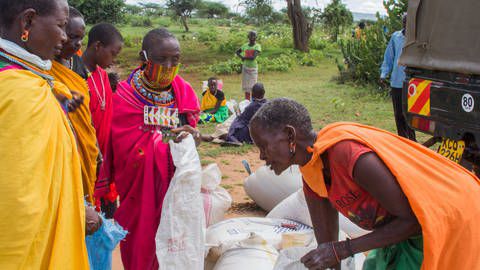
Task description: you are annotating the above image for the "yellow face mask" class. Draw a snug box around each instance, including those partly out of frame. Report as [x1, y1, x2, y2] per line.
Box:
[143, 61, 180, 89]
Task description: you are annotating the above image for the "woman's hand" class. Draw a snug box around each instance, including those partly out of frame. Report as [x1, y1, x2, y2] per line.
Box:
[171, 125, 201, 145]
[301, 242, 340, 270]
[67, 90, 84, 112]
[85, 206, 102, 236]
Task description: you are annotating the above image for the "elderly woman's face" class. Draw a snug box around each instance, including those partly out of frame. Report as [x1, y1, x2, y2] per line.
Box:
[250, 124, 293, 175]
[26, 0, 69, 60]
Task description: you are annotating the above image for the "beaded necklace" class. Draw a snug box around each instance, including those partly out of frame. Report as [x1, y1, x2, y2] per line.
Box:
[130, 69, 175, 108]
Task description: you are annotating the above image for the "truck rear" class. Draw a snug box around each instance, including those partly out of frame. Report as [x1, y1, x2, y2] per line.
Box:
[399, 0, 480, 169]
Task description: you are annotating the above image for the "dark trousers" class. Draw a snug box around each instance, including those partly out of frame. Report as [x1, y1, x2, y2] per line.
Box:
[391, 87, 416, 141]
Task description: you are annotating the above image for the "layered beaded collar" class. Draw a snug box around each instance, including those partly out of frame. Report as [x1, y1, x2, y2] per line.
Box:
[130, 69, 175, 108]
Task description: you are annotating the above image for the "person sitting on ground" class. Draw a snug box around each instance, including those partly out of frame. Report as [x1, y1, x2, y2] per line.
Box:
[48, 6, 99, 205]
[0, 0, 91, 268]
[199, 77, 229, 123]
[249, 98, 480, 270]
[223, 82, 266, 145]
[81, 22, 123, 216]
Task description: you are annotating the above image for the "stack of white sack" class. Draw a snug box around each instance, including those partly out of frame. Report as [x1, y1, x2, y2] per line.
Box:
[244, 165, 303, 211]
[205, 217, 312, 270]
[201, 163, 232, 227]
[267, 189, 371, 239]
[274, 231, 365, 270]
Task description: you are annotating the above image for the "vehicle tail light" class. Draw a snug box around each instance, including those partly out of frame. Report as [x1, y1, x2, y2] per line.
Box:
[411, 116, 435, 134]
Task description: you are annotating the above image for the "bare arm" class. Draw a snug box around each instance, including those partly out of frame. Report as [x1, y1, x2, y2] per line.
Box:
[346, 152, 421, 254]
[303, 189, 341, 270]
[302, 152, 421, 269]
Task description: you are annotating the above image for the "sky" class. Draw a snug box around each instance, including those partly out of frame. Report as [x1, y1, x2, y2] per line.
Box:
[125, 0, 387, 15]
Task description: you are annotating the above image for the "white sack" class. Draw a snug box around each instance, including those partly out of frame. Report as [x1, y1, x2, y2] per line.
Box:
[155, 135, 205, 270]
[206, 217, 312, 262]
[213, 234, 279, 270]
[244, 166, 303, 211]
[274, 231, 365, 270]
[201, 163, 232, 227]
[267, 189, 371, 239]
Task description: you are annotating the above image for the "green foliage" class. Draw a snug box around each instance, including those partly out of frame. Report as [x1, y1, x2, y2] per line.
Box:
[337, 20, 387, 86]
[241, 0, 275, 25]
[195, 27, 219, 43]
[335, 0, 407, 88]
[321, 0, 353, 42]
[197, 1, 229, 18]
[382, 0, 408, 34]
[70, 0, 126, 24]
[138, 2, 165, 16]
[130, 16, 153, 27]
[166, 0, 201, 32]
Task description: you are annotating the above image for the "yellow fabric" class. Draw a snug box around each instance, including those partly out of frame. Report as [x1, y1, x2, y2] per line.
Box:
[0, 68, 89, 269]
[300, 122, 480, 270]
[49, 61, 99, 203]
[200, 89, 226, 111]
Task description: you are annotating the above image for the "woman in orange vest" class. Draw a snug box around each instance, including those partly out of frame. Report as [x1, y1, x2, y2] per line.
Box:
[249, 98, 480, 270]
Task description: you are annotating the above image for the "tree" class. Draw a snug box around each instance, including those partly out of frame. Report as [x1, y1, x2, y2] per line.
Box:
[241, 0, 274, 25]
[382, 0, 408, 34]
[197, 1, 229, 18]
[70, 0, 126, 24]
[139, 2, 165, 17]
[286, 0, 320, 52]
[166, 0, 200, 32]
[321, 0, 353, 42]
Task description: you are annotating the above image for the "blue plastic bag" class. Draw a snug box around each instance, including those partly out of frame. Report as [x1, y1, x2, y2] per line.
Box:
[86, 214, 127, 270]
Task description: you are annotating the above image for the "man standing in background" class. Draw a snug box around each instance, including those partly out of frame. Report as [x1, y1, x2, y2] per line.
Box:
[380, 15, 416, 141]
[236, 31, 261, 101]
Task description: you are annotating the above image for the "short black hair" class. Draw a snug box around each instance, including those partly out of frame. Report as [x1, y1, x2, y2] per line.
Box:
[252, 83, 265, 99]
[248, 31, 257, 37]
[0, 0, 58, 27]
[69, 6, 83, 20]
[87, 22, 123, 47]
[250, 98, 313, 135]
[142, 28, 177, 53]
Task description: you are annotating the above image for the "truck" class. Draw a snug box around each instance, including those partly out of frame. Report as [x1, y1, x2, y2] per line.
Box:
[399, 0, 480, 173]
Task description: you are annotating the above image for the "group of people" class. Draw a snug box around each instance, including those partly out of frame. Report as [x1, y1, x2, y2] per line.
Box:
[2, 1, 480, 270]
[0, 1, 201, 269]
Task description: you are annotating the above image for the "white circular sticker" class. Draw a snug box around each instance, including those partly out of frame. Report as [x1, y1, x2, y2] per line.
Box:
[462, 94, 474, 112]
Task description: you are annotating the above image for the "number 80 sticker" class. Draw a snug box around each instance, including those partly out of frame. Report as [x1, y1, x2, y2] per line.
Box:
[462, 94, 474, 112]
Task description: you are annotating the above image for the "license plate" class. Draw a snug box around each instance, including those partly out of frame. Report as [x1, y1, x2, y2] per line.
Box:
[437, 138, 465, 163]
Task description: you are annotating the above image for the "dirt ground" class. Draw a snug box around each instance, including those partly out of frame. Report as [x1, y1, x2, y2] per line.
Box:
[112, 150, 267, 269]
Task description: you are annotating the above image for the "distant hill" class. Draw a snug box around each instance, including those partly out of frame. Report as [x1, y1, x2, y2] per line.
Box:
[353, 12, 377, 22]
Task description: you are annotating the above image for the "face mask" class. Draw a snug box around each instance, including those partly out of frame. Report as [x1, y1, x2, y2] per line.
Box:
[143, 60, 180, 89]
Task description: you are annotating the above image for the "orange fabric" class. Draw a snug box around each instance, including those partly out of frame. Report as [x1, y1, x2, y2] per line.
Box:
[300, 122, 480, 269]
[49, 61, 99, 203]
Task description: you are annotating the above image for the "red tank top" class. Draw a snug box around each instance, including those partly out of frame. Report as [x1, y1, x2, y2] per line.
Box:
[325, 140, 392, 230]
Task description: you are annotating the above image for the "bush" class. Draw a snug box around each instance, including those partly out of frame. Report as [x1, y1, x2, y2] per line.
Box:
[130, 17, 153, 27]
[195, 28, 219, 43]
[337, 23, 387, 86]
[209, 58, 242, 75]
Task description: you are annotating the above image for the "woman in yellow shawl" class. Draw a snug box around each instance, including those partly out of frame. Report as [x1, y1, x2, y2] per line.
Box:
[48, 6, 99, 204]
[0, 1, 90, 269]
[200, 77, 229, 123]
[249, 98, 480, 270]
